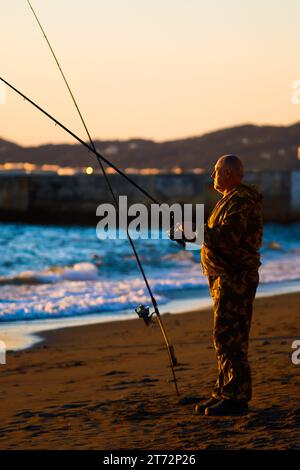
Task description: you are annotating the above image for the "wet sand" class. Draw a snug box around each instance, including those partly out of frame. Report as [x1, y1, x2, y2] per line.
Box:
[0, 292, 299, 450]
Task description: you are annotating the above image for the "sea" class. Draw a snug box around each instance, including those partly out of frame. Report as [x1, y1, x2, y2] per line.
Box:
[0, 222, 300, 350]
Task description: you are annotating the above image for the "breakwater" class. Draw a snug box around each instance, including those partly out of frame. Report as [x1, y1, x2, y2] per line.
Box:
[0, 170, 299, 224]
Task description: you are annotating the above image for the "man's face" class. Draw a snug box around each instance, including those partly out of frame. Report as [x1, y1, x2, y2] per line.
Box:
[211, 158, 230, 194]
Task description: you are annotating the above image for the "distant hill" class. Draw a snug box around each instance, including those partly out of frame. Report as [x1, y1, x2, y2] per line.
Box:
[1, 123, 300, 171]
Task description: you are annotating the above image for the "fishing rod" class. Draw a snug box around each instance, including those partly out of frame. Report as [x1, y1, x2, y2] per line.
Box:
[22, 0, 180, 395]
[1, 78, 156, 204]
[0, 77, 184, 246]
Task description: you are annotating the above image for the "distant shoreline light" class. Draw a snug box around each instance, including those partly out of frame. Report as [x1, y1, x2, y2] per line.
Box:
[0, 163, 207, 176]
[85, 166, 94, 175]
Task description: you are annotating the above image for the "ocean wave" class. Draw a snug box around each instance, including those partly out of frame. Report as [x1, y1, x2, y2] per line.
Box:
[0, 265, 206, 322]
[0, 262, 99, 285]
[0, 221, 300, 322]
[161, 251, 198, 264]
[259, 254, 300, 283]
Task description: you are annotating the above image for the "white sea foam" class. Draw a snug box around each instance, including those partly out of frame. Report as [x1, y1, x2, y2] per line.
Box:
[0, 262, 99, 284]
[259, 254, 300, 282]
[0, 262, 205, 321]
[0, 252, 300, 321]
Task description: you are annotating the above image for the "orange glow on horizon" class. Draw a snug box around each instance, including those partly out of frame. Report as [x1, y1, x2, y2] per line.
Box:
[1, 1, 300, 147]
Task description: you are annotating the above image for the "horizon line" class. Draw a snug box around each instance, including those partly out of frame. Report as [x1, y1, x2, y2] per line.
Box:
[1, 120, 300, 148]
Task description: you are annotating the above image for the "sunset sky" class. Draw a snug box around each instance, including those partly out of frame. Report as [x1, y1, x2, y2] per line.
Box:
[1, 0, 300, 146]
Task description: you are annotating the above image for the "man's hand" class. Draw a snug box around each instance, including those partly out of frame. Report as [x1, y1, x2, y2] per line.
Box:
[168, 222, 197, 243]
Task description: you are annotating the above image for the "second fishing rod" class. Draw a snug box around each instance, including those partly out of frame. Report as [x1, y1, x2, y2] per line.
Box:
[24, 0, 182, 395]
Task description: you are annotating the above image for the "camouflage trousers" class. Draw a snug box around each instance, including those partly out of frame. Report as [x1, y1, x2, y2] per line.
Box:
[208, 271, 259, 402]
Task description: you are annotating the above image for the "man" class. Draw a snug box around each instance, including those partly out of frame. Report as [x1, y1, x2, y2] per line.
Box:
[195, 154, 263, 416]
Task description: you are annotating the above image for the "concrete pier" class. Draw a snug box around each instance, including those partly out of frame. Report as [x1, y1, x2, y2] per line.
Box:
[0, 171, 299, 224]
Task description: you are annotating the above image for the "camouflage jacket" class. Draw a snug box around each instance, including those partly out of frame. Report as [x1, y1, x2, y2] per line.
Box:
[201, 184, 263, 276]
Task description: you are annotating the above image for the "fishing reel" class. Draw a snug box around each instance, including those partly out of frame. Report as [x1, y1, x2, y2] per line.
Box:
[168, 221, 197, 247]
[135, 304, 154, 326]
[168, 223, 186, 247]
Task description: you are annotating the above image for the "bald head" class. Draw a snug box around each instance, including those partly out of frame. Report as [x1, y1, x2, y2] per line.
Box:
[218, 154, 244, 178]
[211, 154, 244, 195]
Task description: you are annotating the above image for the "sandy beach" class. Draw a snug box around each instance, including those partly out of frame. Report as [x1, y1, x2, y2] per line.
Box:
[0, 291, 299, 450]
